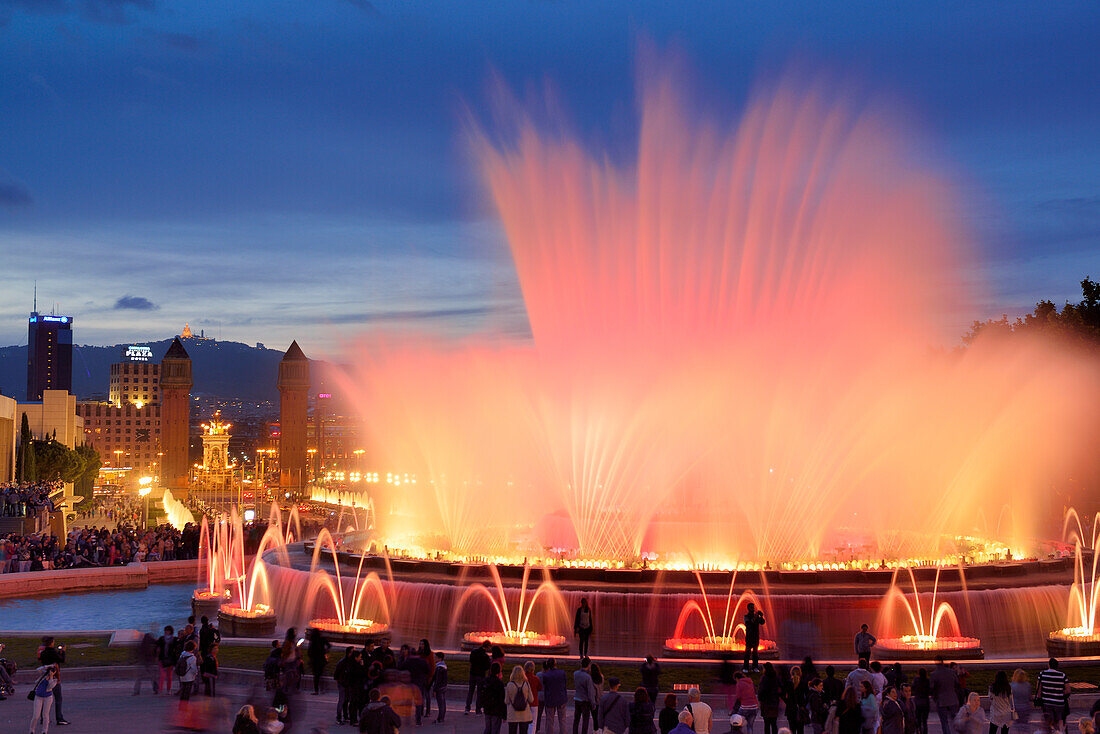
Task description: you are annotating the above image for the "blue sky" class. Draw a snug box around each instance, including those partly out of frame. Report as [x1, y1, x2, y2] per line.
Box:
[0, 1, 1098, 353]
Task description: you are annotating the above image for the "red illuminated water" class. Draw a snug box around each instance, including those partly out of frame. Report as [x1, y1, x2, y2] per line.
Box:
[329, 71, 1100, 565]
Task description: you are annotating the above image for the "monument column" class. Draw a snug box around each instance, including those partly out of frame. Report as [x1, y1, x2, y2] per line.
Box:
[278, 341, 310, 496]
[160, 337, 193, 497]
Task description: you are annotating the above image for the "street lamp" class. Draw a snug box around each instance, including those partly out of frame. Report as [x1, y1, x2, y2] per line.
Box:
[138, 478, 152, 528]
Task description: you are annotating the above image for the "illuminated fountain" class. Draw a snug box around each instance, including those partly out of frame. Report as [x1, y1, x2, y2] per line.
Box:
[1047, 516, 1100, 656]
[217, 510, 289, 637]
[454, 565, 569, 653]
[875, 566, 983, 659]
[303, 530, 393, 645]
[161, 488, 195, 529]
[664, 571, 778, 658]
[192, 516, 233, 618]
[322, 65, 1100, 571]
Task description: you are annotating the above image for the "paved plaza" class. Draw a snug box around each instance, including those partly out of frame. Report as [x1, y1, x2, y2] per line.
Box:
[2, 678, 1097, 734]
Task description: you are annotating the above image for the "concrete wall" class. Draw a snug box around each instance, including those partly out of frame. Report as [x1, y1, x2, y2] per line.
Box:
[0, 559, 197, 600]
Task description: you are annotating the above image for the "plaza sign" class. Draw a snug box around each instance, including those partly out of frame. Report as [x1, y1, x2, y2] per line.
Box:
[125, 345, 154, 362]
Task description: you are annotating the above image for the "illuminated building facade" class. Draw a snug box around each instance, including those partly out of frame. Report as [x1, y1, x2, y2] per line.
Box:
[109, 347, 159, 407]
[26, 312, 73, 401]
[77, 345, 165, 479]
[277, 341, 309, 492]
[160, 337, 193, 495]
[192, 411, 238, 503]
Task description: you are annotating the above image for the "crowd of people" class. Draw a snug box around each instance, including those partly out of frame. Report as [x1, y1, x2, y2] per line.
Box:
[0, 521, 198, 572]
[74, 494, 147, 526]
[6, 575, 1100, 734]
[1, 480, 61, 519]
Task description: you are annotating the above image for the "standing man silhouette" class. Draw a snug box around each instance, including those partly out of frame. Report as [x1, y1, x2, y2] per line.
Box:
[742, 603, 765, 672]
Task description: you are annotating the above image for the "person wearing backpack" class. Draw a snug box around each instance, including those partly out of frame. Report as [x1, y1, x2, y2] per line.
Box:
[176, 640, 199, 703]
[507, 665, 535, 734]
[360, 688, 402, 734]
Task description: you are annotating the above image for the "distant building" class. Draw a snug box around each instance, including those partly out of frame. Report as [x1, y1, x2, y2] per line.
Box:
[278, 341, 310, 493]
[77, 346, 164, 480]
[110, 346, 159, 408]
[76, 401, 161, 478]
[17, 390, 84, 514]
[161, 337, 193, 495]
[192, 411, 238, 503]
[26, 312, 73, 401]
[0, 395, 16, 483]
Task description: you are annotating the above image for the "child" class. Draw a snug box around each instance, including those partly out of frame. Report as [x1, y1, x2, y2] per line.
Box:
[264, 641, 282, 691]
[202, 643, 219, 697]
[432, 652, 449, 723]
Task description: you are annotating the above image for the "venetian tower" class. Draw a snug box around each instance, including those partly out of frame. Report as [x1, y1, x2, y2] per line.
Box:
[160, 337, 193, 495]
[278, 341, 310, 493]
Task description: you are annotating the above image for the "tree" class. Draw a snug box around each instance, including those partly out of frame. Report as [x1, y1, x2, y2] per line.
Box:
[963, 277, 1100, 346]
[73, 444, 102, 501]
[33, 439, 85, 484]
[16, 413, 35, 483]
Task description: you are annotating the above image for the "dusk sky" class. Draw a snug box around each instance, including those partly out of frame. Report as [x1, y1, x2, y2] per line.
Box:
[1, 1, 1098, 355]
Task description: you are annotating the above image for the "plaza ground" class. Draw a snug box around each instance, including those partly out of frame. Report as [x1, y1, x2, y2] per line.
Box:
[2, 676, 1099, 734]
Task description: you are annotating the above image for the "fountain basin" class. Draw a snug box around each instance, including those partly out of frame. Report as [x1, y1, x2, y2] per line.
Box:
[663, 637, 780, 659]
[461, 631, 569, 655]
[218, 604, 277, 637]
[191, 589, 230, 619]
[1046, 629, 1100, 658]
[308, 618, 392, 646]
[874, 636, 984, 660]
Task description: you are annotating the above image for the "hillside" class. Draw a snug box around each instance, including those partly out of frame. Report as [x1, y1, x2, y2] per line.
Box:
[0, 337, 290, 402]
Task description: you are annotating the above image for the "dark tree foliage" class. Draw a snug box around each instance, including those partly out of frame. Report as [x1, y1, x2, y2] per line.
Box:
[16, 413, 35, 482]
[964, 277, 1100, 347]
[73, 444, 102, 501]
[33, 438, 86, 484]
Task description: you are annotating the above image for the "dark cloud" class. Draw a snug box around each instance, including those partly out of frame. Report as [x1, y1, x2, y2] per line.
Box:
[114, 295, 159, 311]
[0, 181, 32, 208]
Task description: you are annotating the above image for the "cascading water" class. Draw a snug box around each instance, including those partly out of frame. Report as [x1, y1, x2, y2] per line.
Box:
[664, 570, 778, 657]
[452, 564, 570, 652]
[322, 67, 1099, 568]
[874, 566, 984, 658]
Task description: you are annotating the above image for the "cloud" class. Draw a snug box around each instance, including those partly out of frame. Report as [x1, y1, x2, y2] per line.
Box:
[114, 295, 159, 311]
[0, 181, 32, 208]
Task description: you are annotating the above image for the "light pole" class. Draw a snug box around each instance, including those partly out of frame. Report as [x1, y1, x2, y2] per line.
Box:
[138, 477, 152, 529]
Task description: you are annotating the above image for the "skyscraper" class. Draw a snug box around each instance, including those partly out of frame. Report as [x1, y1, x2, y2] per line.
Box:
[278, 340, 310, 493]
[26, 312, 73, 401]
[160, 337, 193, 495]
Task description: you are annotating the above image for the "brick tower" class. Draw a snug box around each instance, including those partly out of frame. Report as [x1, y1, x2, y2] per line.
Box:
[160, 337, 193, 496]
[278, 340, 310, 494]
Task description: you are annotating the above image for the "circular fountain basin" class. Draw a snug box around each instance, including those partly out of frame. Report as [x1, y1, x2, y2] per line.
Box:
[1046, 629, 1100, 657]
[663, 637, 780, 659]
[191, 589, 230, 619]
[308, 618, 392, 646]
[218, 604, 278, 637]
[874, 636, 984, 660]
[461, 631, 570, 655]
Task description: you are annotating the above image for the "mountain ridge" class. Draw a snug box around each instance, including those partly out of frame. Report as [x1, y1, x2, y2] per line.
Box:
[0, 337, 295, 402]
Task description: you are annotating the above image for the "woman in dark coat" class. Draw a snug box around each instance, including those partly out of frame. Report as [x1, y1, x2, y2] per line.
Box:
[759, 663, 782, 734]
[628, 688, 657, 734]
